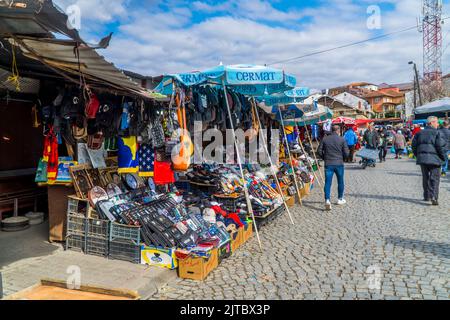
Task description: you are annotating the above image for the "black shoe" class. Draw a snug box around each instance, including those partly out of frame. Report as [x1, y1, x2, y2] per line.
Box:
[424, 198, 431, 202]
[431, 199, 439, 206]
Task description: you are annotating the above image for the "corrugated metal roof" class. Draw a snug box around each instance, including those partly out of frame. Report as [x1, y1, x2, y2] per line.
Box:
[9, 36, 154, 98]
[0, 0, 82, 41]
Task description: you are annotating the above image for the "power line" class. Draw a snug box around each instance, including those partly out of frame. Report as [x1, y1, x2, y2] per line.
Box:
[267, 16, 450, 66]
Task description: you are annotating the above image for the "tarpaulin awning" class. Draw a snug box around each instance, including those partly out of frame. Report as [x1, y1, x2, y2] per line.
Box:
[414, 98, 450, 115]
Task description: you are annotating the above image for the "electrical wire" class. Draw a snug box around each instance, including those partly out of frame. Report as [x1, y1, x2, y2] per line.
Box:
[267, 16, 450, 66]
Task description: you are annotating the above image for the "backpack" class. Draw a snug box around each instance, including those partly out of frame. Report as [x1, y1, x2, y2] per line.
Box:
[60, 87, 84, 123]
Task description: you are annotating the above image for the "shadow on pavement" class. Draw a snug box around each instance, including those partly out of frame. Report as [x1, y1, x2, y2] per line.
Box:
[0, 222, 60, 269]
[386, 171, 422, 177]
[346, 193, 430, 206]
[385, 236, 450, 259]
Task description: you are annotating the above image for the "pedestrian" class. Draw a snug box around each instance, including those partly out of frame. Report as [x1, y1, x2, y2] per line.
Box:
[412, 124, 421, 137]
[363, 124, 379, 166]
[439, 120, 450, 177]
[344, 126, 358, 163]
[318, 125, 350, 211]
[363, 124, 379, 150]
[393, 130, 407, 159]
[378, 127, 388, 162]
[412, 116, 447, 206]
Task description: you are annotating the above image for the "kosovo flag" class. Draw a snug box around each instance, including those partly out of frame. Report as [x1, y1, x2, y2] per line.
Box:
[118, 136, 139, 174]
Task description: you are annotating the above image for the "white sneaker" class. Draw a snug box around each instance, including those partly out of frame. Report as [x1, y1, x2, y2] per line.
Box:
[337, 199, 347, 205]
[325, 200, 332, 211]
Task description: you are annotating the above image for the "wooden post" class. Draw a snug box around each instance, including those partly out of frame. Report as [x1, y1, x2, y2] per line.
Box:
[222, 80, 263, 251]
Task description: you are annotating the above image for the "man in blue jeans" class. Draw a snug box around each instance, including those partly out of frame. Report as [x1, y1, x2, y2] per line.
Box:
[318, 125, 350, 211]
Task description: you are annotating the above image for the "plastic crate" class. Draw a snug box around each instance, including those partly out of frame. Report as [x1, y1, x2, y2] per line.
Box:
[67, 195, 96, 217]
[110, 223, 140, 245]
[67, 214, 87, 236]
[87, 218, 110, 239]
[85, 236, 109, 257]
[109, 240, 141, 264]
[65, 234, 85, 252]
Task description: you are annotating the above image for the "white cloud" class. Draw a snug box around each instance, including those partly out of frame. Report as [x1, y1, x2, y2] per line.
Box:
[56, 0, 450, 89]
[54, 0, 130, 23]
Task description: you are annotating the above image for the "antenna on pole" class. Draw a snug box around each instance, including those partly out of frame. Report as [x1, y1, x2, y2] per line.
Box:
[422, 0, 443, 82]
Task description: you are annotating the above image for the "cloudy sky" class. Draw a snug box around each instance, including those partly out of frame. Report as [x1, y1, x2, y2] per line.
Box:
[54, 0, 450, 90]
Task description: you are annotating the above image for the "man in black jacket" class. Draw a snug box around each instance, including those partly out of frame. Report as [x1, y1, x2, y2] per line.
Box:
[439, 120, 450, 177]
[412, 116, 447, 205]
[318, 125, 350, 211]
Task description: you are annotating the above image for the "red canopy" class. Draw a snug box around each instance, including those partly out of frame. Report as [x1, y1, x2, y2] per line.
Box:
[355, 119, 374, 126]
[332, 117, 356, 125]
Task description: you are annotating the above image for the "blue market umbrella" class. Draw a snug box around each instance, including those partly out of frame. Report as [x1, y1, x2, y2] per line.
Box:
[257, 87, 310, 107]
[283, 105, 333, 126]
[155, 64, 296, 96]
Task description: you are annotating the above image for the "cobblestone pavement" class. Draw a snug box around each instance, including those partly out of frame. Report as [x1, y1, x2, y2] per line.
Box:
[0, 223, 176, 299]
[152, 157, 450, 300]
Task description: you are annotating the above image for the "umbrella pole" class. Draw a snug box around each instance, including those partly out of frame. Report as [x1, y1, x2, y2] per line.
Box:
[295, 123, 322, 187]
[304, 125, 324, 184]
[222, 80, 263, 251]
[277, 110, 306, 207]
[252, 100, 296, 224]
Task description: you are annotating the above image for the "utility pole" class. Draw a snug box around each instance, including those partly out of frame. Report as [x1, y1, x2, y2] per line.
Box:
[409, 61, 423, 106]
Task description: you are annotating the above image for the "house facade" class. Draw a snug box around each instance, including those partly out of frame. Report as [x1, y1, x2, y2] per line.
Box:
[363, 88, 405, 118]
[317, 94, 374, 119]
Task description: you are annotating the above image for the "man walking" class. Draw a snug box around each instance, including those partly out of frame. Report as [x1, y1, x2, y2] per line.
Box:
[363, 124, 379, 149]
[344, 127, 358, 162]
[412, 116, 447, 206]
[439, 120, 450, 177]
[318, 125, 350, 211]
[378, 127, 388, 162]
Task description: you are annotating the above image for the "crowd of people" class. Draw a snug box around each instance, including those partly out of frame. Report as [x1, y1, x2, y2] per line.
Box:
[317, 118, 450, 211]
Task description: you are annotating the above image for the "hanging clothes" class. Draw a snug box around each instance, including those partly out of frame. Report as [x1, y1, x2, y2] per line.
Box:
[43, 126, 59, 181]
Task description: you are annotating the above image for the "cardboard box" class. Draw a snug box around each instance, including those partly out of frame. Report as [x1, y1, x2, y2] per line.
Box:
[218, 241, 232, 264]
[286, 196, 295, 207]
[178, 249, 219, 281]
[231, 227, 244, 252]
[300, 182, 311, 198]
[242, 222, 253, 243]
[141, 246, 178, 270]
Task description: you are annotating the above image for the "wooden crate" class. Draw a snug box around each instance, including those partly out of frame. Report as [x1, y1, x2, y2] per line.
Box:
[178, 249, 219, 281]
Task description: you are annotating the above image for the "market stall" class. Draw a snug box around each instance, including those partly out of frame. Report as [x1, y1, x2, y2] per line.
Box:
[34, 64, 318, 280]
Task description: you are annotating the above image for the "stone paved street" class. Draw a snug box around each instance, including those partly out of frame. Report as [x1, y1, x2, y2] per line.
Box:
[0, 223, 176, 299]
[152, 156, 450, 300]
